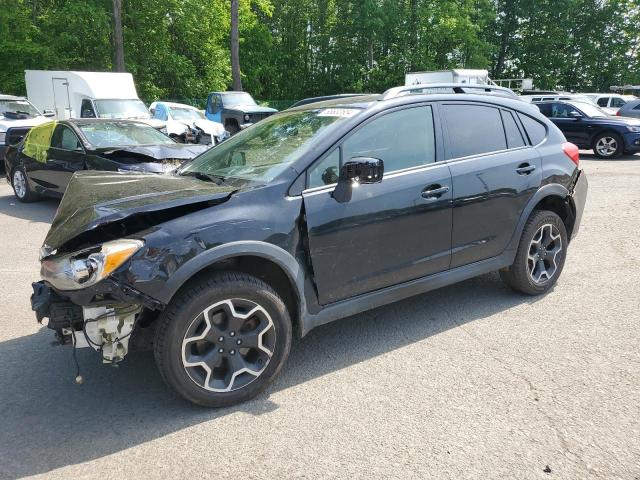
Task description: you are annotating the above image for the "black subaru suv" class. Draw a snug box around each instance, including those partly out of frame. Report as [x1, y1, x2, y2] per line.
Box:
[31, 85, 588, 407]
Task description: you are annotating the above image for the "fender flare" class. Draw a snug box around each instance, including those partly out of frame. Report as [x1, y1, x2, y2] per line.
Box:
[154, 240, 307, 313]
[505, 183, 570, 254]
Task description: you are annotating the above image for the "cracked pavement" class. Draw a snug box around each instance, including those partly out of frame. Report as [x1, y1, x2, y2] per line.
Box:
[0, 152, 639, 479]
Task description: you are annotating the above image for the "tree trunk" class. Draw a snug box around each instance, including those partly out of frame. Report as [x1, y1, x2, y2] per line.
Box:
[112, 0, 125, 72]
[231, 0, 242, 91]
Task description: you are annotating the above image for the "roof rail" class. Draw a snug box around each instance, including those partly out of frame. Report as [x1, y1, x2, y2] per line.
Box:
[381, 83, 519, 100]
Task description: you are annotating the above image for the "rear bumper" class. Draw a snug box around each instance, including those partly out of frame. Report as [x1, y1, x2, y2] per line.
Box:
[569, 169, 588, 239]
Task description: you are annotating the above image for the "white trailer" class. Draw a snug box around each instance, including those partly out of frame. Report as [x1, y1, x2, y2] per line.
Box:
[24, 70, 165, 130]
[405, 69, 494, 86]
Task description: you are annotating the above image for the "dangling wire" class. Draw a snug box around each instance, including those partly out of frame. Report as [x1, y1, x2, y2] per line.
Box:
[69, 328, 84, 385]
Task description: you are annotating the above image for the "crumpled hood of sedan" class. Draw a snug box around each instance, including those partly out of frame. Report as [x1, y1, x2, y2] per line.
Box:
[43, 171, 235, 253]
[97, 143, 209, 160]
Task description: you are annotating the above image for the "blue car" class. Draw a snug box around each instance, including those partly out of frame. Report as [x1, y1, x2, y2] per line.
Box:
[535, 100, 640, 158]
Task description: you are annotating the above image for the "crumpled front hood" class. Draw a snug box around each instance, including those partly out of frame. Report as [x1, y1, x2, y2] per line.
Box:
[43, 171, 235, 252]
[98, 143, 208, 160]
[192, 118, 226, 135]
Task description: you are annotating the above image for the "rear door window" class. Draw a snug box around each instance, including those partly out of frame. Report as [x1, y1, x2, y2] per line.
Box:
[442, 104, 506, 158]
[610, 97, 626, 108]
[501, 110, 526, 148]
[597, 97, 609, 107]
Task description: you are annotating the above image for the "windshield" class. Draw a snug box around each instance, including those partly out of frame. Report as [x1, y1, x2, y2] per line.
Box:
[0, 99, 41, 117]
[94, 99, 150, 120]
[170, 107, 204, 121]
[570, 102, 608, 118]
[78, 122, 175, 148]
[222, 92, 257, 107]
[179, 107, 360, 183]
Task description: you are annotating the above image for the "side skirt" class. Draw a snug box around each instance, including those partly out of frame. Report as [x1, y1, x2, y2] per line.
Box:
[300, 250, 515, 336]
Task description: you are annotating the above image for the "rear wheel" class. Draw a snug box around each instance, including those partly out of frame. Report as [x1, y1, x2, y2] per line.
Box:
[154, 272, 292, 407]
[12, 168, 38, 203]
[500, 210, 567, 295]
[592, 132, 623, 158]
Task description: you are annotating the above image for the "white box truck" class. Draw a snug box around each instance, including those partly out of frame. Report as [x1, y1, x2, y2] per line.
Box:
[405, 69, 494, 86]
[24, 70, 165, 130]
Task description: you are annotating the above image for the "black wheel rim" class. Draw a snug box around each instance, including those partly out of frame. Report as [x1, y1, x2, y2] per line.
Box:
[527, 223, 563, 285]
[181, 298, 276, 392]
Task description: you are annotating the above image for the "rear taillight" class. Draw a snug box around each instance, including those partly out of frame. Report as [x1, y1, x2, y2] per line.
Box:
[562, 142, 580, 167]
[616, 110, 621, 116]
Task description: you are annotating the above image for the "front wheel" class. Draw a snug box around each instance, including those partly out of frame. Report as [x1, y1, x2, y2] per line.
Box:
[154, 272, 292, 407]
[12, 167, 38, 202]
[592, 132, 623, 158]
[500, 210, 568, 295]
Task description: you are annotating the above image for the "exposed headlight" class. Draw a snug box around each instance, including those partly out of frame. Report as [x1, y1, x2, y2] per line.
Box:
[41, 239, 144, 290]
[244, 114, 250, 122]
[627, 126, 640, 133]
[0, 132, 5, 144]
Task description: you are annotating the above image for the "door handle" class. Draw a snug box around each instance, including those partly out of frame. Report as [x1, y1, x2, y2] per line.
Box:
[516, 164, 536, 175]
[421, 184, 450, 199]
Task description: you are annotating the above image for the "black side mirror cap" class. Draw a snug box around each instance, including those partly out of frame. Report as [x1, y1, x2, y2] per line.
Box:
[333, 157, 384, 203]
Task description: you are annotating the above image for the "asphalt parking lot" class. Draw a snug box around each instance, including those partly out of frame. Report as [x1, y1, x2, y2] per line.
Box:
[0, 153, 638, 479]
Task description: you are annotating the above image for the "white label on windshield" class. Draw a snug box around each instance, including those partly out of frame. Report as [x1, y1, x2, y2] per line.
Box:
[317, 108, 359, 118]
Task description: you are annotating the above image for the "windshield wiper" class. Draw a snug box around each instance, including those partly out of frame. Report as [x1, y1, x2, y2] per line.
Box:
[191, 172, 227, 185]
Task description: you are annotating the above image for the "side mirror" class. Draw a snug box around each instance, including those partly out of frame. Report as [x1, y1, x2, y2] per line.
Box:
[570, 111, 583, 120]
[333, 157, 384, 203]
[43, 110, 56, 118]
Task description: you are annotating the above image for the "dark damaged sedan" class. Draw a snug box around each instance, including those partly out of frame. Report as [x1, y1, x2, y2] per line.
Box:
[4, 119, 208, 202]
[30, 89, 587, 407]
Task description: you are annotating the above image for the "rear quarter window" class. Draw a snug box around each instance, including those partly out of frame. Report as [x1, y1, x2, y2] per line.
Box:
[501, 110, 526, 148]
[517, 112, 547, 145]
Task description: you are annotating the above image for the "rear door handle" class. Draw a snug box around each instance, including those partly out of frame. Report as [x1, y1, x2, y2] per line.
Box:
[421, 184, 450, 199]
[516, 164, 536, 175]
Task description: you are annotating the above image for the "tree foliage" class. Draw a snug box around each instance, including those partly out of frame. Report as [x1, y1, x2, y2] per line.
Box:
[1, 0, 638, 102]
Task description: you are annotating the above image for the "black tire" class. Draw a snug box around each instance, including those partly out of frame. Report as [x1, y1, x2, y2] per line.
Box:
[592, 132, 623, 158]
[499, 210, 568, 295]
[11, 167, 38, 203]
[154, 272, 292, 407]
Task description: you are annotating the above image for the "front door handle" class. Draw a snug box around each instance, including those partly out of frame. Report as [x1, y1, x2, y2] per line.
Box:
[516, 163, 536, 175]
[421, 184, 450, 199]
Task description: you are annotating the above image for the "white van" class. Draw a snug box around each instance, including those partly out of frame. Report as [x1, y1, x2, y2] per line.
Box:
[24, 70, 165, 131]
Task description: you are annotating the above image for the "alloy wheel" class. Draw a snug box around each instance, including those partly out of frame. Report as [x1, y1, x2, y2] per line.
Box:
[13, 170, 27, 199]
[181, 298, 276, 392]
[527, 223, 563, 285]
[595, 136, 618, 157]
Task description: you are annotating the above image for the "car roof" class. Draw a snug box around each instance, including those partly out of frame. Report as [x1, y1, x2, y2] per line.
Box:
[288, 91, 540, 116]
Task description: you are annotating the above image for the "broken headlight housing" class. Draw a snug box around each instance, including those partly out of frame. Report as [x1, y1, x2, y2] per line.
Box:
[40, 239, 144, 291]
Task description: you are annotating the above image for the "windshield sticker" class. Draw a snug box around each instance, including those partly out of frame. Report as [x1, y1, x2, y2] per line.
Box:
[317, 108, 360, 118]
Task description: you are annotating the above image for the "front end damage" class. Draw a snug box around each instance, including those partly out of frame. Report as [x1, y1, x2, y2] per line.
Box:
[31, 278, 162, 364]
[30, 171, 237, 371]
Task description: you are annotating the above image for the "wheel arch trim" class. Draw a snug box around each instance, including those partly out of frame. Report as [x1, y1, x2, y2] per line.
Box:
[154, 241, 307, 324]
[505, 183, 570, 257]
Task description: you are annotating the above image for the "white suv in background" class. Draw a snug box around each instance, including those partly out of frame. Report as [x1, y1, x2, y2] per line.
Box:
[583, 93, 638, 115]
[0, 95, 52, 164]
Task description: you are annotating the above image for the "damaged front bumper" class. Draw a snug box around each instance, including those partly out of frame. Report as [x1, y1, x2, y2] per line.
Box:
[31, 279, 163, 363]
